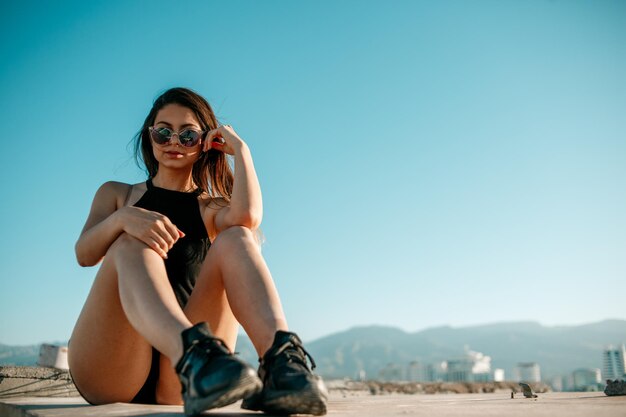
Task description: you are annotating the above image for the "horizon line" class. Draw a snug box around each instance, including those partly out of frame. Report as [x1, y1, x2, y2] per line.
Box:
[3, 318, 625, 347]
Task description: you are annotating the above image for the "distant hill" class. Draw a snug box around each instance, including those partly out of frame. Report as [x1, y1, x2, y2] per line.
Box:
[3, 320, 625, 381]
[302, 319, 626, 380]
[0, 344, 40, 366]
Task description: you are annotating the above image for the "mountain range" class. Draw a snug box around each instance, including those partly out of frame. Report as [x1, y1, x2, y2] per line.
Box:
[2, 320, 625, 381]
[238, 319, 626, 380]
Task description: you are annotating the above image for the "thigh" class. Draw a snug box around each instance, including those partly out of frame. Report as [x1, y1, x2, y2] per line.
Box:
[68, 254, 153, 405]
[155, 245, 240, 405]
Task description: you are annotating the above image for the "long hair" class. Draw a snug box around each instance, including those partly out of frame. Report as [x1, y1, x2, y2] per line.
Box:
[133, 87, 233, 200]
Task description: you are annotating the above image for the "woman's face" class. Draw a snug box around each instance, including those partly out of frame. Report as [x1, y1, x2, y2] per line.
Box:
[151, 103, 203, 169]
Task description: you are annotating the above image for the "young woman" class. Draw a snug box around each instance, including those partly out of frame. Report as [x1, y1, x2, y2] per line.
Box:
[68, 87, 327, 416]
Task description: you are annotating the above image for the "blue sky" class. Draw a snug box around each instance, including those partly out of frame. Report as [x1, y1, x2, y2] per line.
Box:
[1, 0, 624, 346]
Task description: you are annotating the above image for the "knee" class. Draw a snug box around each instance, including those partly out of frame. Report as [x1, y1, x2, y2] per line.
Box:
[107, 233, 145, 256]
[212, 226, 259, 251]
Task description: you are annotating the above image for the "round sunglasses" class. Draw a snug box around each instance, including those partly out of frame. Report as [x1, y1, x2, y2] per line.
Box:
[149, 126, 205, 148]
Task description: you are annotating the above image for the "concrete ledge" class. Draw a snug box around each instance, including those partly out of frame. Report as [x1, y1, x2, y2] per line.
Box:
[1, 368, 624, 416]
[1, 392, 626, 417]
[0, 397, 180, 417]
[0, 366, 79, 399]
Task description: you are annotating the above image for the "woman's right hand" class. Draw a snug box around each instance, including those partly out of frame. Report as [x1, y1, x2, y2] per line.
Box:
[115, 206, 184, 258]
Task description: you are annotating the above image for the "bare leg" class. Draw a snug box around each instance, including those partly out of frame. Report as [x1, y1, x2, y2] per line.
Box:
[156, 225, 289, 404]
[196, 225, 289, 355]
[69, 233, 193, 404]
[113, 233, 191, 363]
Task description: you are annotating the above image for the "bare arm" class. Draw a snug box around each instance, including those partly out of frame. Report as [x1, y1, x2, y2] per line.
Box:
[203, 126, 263, 234]
[75, 182, 127, 267]
[75, 182, 183, 267]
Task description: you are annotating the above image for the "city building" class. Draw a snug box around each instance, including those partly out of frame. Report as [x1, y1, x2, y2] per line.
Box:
[603, 344, 626, 381]
[355, 369, 367, 381]
[493, 368, 505, 382]
[514, 362, 541, 383]
[407, 361, 426, 382]
[548, 375, 564, 392]
[379, 362, 403, 381]
[426, 362, 447, 382]
[572, 368, 602, 391]
[444, 359, 472, 382]
[442, 349, 492, 382]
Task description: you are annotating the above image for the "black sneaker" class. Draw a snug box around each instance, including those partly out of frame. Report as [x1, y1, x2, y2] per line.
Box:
[241, 330, 328, 415]
[175, 323, 262, 416]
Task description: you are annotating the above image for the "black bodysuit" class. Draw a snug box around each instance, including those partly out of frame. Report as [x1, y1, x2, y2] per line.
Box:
[131, 178, 211, 404]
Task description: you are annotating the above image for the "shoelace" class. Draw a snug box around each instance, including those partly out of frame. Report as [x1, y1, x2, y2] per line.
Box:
[198, 337, 230, 356]
[180, 337, 230, 370]
[178, 337, 232, 394]
[271, 339, 317, 370]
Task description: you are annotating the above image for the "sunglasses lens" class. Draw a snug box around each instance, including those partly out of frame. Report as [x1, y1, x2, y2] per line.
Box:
[179, 130, 201, 147]
[150, 127, 172, 145]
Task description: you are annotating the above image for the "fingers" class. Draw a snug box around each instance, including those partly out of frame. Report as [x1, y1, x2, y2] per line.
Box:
[144, 229, 181, 259]
[145, 234, 169, 259]
[203, 138, 224, 152]
[153, 217, 183, 257]
[204, 125, 233, 152]
[205, 130, 224, 149]
[202, 137, 210, 152]
[203, 125, 224, 152]
[123, 207, 184, 259]
[145, 214, 182, 258]
[161, 218, 180, 246]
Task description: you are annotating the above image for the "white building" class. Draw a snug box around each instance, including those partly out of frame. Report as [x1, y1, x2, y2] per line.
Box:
[443, 349, 492, 382]
[493, 368, 505, 382]
[603, 344, 626, 381]
[514, 362, 541, 383]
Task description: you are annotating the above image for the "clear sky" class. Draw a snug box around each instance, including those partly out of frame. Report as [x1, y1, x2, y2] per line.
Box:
[1, 0, 624, 346]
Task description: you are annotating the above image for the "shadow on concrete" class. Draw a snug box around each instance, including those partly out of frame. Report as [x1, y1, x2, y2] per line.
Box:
[11, 403, 286, 417]
[129, 412, 287, 417]
[561, 395, 616, 400]
[20, 404, 90, 410]
[0, 380, 77, 398]
[0, 368, 77, 400]
[125, 412, 287, 417]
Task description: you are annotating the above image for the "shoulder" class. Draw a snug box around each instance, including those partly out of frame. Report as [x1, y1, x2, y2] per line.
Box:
[94, 181, 145, 209]
[96, 181, 130, 193]
[94, 181, 133, 198]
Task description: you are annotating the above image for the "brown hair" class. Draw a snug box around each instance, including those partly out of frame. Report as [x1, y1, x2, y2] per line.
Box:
[133, 87, 233, 199]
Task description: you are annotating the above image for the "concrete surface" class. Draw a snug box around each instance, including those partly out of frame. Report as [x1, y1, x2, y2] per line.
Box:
[1, 392, 625, 417]
[0, 366, 78, 398]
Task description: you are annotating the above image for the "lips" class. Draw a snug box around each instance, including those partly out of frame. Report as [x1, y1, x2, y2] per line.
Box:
[164, 150, 184, 158]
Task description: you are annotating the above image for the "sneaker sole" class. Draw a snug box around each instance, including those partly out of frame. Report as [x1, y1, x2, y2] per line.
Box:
[184, 372, 262, 416]
[243, 386, 328, 416]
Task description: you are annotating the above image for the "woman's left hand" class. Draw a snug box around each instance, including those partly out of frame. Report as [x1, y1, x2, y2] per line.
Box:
[202, 124, 246, 155]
